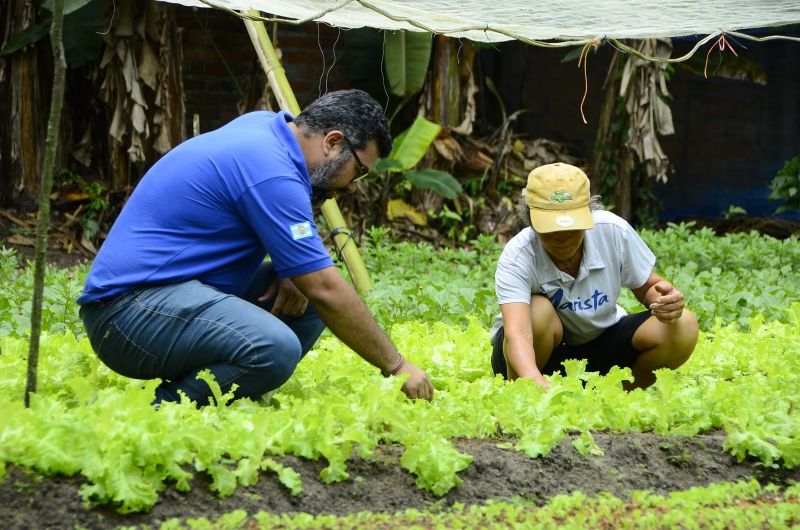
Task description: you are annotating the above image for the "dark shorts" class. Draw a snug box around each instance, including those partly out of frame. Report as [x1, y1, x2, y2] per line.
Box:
[491, 311, 652, 379]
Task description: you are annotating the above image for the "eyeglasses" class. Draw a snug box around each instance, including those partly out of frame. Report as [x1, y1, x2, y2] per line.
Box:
[342, 135, 370, 182]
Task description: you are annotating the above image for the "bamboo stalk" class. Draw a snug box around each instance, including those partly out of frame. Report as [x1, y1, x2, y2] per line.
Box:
[243, 11, 372, 292]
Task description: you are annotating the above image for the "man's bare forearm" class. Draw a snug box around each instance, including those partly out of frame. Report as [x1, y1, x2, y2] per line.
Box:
[292, 267, 401, 372]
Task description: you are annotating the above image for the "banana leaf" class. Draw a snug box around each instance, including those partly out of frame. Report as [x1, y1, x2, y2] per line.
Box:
[384, 30, 433, 96]
[1, 0, 103, 66]
[388, 117, 441, 170]
[405, 169, 462, 199]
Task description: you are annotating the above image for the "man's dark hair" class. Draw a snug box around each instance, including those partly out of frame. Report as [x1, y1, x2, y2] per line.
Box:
[295, 89, 392, 157]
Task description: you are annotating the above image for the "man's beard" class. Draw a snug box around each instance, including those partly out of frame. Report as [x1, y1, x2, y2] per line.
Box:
[309, 150, 350, 206]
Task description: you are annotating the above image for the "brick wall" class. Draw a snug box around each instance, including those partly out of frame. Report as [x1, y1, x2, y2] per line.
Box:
[175, 5, 350, 134]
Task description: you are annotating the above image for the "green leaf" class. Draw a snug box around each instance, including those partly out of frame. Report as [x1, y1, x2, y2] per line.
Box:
[679, 51, 768, 85]
[62, 0, 104, 66]
[1, 0, 104, 65]
[0, 21, 51, 56]
[262, 458, 303, 495]
[572, 431, 604, 456]
[43, 0, 95, 15]
[196, 370, 237, 407]
[373, 157, 404, 173]
[384, 30, 432, 96]
[388, 117, 441, 169]
[484, 77, 506, 121]
[405, 169, 462, 199]
[561, 46, 584, 63]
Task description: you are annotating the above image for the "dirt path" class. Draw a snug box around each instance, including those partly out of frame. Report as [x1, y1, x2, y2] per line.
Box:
[2, 432, 798, 530]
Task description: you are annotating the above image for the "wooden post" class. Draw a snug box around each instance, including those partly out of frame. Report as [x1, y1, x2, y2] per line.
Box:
[243, 11, 372, 292]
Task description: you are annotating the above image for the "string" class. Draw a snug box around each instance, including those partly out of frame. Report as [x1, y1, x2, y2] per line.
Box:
[97, 0, 116, 35]
[316, 24, 326, 97]
[577, 39, 599, 124]
[704, 34, 739, 79]
[323, 27, 341, 94]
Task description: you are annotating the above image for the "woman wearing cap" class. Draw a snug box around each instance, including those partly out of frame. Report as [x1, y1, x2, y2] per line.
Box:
[491, 162, 699, 389]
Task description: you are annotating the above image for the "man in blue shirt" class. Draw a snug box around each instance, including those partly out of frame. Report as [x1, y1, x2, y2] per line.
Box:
[78, 90, 433, 405]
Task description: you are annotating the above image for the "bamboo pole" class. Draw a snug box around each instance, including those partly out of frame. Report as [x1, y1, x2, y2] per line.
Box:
[243, 11, 373, 292]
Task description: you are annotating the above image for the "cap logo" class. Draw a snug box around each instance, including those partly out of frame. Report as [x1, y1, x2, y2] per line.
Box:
[555, 215, 575, 228]
[550, 190, 573, 203]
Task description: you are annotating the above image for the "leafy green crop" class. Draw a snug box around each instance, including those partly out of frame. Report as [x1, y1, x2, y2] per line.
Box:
[1, 307, 798, 511]
[359, 224, 800, 331]
[0, 225, 798, 513]
[155, 480, 800, 529]
[0, 248, 87, 337]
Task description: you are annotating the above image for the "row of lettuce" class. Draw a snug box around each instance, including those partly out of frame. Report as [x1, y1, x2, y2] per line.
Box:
[0, 224, 798, 514]
[139, 480, 800, 529]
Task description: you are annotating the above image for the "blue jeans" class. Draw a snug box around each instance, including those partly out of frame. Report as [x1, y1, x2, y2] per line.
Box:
[79, 263, 325, 405]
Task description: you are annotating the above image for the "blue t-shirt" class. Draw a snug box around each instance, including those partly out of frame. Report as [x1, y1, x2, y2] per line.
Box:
[77, 111, 333, 304]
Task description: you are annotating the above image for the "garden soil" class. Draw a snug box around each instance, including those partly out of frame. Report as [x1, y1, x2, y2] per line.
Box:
[2, 432, 798, 529]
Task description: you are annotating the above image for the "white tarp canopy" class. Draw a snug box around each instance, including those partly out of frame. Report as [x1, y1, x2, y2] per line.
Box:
[161, 0, 800, 44]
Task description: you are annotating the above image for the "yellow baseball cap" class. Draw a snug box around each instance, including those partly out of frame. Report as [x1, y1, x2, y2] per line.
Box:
[524, 162, 594, 233]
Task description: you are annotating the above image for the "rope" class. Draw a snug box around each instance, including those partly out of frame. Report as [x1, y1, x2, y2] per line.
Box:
[610, 31, 800, 64]
[325, 226, 355, 262]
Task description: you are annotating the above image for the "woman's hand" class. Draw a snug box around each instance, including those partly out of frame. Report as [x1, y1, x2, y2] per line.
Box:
[648, 281, 685, 323]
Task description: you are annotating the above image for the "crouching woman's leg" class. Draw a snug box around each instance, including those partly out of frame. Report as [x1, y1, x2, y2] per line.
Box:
[80, 280, 304, 406]
[491, 294, 563, 379]
[629, 309, 700, 389]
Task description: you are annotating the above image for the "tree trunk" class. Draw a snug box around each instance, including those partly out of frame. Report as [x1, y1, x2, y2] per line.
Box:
[591, 55, 619, 195]
[0, 0, 50, 209]
[613, 151, 634, 220]
[592, 40, 674, 224]
[418, 36, 477, 211]
[1, 0, 186, 214]
[591, 51, 633, 219]
[26, 0, 66, 407]
[427, 35, 476, 132]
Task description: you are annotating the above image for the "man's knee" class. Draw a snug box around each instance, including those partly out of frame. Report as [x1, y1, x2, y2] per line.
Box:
[264, 327, 302, 382]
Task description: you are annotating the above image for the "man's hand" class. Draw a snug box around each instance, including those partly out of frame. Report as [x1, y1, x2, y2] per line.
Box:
[395, 360, 434, 401]
[648, 281, 686, 323]
[526, 372, 551, 389]
[291, 266, 433, 401]
[259, 278, 309, 317]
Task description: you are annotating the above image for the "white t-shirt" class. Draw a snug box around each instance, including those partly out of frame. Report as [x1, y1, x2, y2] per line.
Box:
[493, 210, 655, 345]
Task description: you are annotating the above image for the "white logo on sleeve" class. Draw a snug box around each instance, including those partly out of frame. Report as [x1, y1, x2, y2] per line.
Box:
[290, 221, 313, 240]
